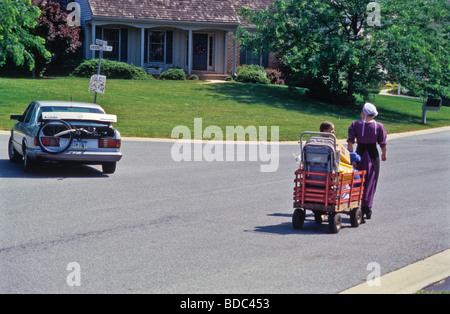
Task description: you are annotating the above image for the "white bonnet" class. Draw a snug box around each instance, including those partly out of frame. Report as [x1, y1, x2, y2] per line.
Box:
[363, 102, 378, 117]
[362, 103, 378, 136]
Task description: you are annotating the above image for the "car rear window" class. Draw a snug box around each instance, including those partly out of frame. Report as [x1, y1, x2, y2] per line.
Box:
[41, 106, 103, 114]
[38, 106, 104, 121]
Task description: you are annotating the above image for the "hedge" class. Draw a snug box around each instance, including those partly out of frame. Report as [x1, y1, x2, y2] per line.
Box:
[71, 59, 149, 80]
[159, 68, 186, 80]
[235, 68, 270, 84]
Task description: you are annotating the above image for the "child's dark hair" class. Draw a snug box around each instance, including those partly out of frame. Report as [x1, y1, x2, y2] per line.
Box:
[320, 121, 334, 132]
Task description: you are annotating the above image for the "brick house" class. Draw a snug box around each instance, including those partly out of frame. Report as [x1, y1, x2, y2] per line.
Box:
[68, 0, 277, 78]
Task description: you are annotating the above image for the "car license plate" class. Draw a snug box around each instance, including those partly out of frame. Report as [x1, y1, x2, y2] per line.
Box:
[71, 141, 87, 150]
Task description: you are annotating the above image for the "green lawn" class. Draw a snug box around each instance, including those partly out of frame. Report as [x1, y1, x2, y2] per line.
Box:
[0, 77, 449, 140]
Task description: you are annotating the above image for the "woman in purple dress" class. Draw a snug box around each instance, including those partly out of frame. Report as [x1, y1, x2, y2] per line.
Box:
[347, 103, 387, 222]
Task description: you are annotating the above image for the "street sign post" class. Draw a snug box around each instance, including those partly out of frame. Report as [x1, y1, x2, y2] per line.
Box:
[89, 40, 113, 103]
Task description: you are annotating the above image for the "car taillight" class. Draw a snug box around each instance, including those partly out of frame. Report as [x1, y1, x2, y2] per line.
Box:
[39, 137, 60, 147]
[98, 139, 121, 148]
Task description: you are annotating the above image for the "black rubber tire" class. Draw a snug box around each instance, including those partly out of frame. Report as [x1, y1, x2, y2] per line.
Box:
[313, 211, 323, 224]
[23, 151, 36, 173]
[329, 213, 342, 234]
[8, 136, 23, 163]
[292, 208, 306, 230]
[350, 208, 362, 228]
[102, 162, 116, 174]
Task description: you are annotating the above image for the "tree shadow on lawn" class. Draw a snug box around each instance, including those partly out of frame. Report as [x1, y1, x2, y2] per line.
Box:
[206, 83, 354, 117]
[206, 83, 427, 126]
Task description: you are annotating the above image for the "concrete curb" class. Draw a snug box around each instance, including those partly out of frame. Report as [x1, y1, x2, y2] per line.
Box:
[122, 126, 450, 145]
[1, 126, 449, 144]
[340, 249, 450, 294]
[386, 126, 450, 141]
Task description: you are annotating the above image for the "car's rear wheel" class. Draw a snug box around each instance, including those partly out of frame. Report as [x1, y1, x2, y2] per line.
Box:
[23, 151, 36, 173]
[8, 136, 22, 163]
[102, 162, 116, 174]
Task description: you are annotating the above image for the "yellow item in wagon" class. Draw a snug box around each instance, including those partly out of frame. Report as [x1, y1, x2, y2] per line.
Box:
[339, 162, 355, 182]
[339, 162, 354, 174]
[337, 141, 351, 164]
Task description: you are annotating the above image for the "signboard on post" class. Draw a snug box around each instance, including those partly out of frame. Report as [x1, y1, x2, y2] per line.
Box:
[89, 75, 106, 94]
[96, 39, 108, 46]
[90, 44, 113, 52]
[89, 39, 113, 103]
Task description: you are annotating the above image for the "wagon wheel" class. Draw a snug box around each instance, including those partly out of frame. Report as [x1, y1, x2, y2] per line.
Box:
[292, 208, 306, 230]
[313, 211, 324, 224]
[329, 213, 342, 234]
[350, 208, 362, 228]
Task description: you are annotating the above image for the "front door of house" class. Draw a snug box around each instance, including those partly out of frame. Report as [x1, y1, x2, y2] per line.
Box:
[193, 34, 208, 71]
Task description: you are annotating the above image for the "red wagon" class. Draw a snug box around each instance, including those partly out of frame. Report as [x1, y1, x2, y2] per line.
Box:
[292, 132, 366, 233]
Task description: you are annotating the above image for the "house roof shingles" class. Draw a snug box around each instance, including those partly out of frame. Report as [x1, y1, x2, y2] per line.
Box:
[88, 0, 273, 25]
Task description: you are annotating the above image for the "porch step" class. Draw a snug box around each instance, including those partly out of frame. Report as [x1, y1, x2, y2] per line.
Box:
[190, 71, 229, 81]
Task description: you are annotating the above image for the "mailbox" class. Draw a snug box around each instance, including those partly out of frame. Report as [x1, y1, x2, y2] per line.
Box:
[422, 97, 443, 124]
[424, 98, 442, 110]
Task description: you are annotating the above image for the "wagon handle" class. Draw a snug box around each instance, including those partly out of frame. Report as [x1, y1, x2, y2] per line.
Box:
[299, 131, 337, 149]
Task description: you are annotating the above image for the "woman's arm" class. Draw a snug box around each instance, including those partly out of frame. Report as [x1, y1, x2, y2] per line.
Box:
[378, 123, 387, 161]
[347, 122, 356, 152]
[381, 146, 387, 161]
[347, 142, 354, 152]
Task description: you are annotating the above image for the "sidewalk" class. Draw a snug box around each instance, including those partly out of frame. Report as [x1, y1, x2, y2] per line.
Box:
[340, 249, 450, 294]
[378, 88, 421, 99]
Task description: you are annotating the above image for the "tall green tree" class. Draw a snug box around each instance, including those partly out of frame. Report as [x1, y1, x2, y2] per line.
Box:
[374, 0, 449, 99]
[31, 0, 81, 76]
[238, 0, 450, 106]
[0, 0, 50, 71]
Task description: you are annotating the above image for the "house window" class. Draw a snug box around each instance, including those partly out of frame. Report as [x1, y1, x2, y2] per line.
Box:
[240, 46, 269, 67]
[149, 31, 165, 63]
[102, 28, 120, 61]
[245, 50, 261, 66]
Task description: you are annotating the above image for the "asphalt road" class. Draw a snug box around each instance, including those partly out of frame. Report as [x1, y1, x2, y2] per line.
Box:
[0, 129, 449, 294]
